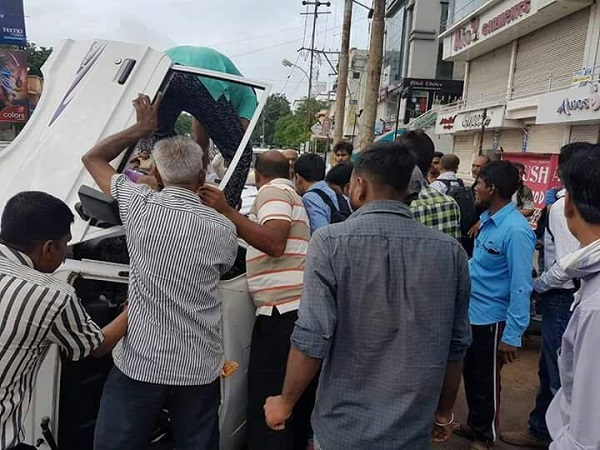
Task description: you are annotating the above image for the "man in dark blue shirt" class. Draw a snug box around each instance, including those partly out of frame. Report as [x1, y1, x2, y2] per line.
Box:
[457, 161, 536, 449]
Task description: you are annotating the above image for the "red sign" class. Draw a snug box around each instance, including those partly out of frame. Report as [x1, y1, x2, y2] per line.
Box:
[453, 18, 480, 52]
[503, 153, 561, 209]
[439, 115, 456, 130]
[0, 49, 28, 123]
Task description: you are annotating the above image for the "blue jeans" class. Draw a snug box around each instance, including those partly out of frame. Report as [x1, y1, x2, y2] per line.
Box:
[94, 367, 220, 450]
[528, 288, 574, 439]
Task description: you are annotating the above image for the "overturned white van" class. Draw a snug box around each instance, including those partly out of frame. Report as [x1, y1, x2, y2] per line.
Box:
[0, 39, 271, 450]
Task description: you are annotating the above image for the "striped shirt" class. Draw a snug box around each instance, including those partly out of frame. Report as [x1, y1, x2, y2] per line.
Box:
[247, 179, 310, 315]
[110, 174, 237, 386]
[0, 244, 103, 449]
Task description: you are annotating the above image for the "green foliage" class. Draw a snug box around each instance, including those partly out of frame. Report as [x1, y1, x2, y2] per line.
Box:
[251, 93, 291, 146]
[174, 113, 193, 136]
[26, 42, 53, 75]
[271, 97, 329, 149]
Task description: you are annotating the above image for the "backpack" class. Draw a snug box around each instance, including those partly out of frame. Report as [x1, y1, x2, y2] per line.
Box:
[311, 189, 352, 224]
[439, 179, 478, 237]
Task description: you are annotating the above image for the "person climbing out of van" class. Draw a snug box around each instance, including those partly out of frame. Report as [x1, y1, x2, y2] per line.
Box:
[137, 46, 257, 209]
[0, 192, 128, 450]
[82, 94, 238, 450]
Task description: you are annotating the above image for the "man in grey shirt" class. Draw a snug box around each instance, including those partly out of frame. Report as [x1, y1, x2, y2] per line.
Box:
[265, 140, 472, 449]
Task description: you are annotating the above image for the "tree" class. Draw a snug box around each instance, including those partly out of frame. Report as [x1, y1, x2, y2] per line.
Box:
[174, 113, 193, 136]
[26, 42, 53, 76]
[251, 93, 291, 146]
[271, 97, 329, 149]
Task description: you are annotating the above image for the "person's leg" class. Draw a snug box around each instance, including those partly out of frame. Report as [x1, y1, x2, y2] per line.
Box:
[94, 367, 168, 450]
[175, 76, 252, 207]
[465, 323, 504, 444]
[247, 311, 299, 450]
[168, 379, 220, 450]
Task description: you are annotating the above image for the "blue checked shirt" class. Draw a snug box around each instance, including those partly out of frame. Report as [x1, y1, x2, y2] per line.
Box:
[291, 200, 471, 449]
[410, 184, 461, 240]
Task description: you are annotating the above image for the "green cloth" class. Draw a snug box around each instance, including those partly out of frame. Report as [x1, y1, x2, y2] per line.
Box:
[165, 46, 257, 120]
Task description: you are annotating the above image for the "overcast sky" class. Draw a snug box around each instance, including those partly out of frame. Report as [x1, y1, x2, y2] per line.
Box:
[23, 0, 371, 102]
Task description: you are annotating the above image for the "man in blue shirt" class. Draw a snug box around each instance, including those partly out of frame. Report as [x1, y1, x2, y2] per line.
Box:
[457, 160, 536, 449]
[294, 154, 350, 233]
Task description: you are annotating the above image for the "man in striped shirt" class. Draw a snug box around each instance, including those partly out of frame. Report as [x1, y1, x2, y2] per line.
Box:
[200, 151, 313, 450]
[82, 94, 238, 450]
[0, 192, 128, 450]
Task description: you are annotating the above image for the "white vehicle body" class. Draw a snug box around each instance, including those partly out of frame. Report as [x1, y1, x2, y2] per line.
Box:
[0, 39, 270, 450]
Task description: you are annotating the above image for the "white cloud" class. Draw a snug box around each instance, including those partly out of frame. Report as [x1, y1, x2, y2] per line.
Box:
[22, 0, 370, 101]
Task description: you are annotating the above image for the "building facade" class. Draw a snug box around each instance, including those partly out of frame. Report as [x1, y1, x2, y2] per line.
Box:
[378, 0, 465, 131]
[436, 0, 600, 191]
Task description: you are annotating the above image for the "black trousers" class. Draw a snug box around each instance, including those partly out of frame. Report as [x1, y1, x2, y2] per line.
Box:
[247, 309, 317, 450]
[139, 72, 253, 208]
[463, 322, 506, 443]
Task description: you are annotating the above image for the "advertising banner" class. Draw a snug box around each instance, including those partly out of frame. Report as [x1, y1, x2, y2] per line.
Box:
[502, 153, 561, 209]
[0, 49, 29, 123]
[0, 0, 26, 46]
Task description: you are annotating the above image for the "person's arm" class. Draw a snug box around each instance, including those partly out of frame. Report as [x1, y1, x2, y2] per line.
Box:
[518, 186, 535, 218]
[199, 184, 291, 257]
[192, 118, 211, 152]
[48, 295, 127, 360]
[81, 94, 160, 196]
[92, 310, 128, 357]
[433, 248, 471, 442]
[534, 262, 576, 293]
[549, 311, 600, 449]
[303, 192, 330, 233]
[264, 230, 337, 430]
[499, 227, 536, 361]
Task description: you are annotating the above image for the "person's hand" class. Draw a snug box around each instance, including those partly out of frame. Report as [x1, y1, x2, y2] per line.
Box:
[468, 220, 481, 238]
[198, 184, 232, 215]
[431, 412, 454, 443]
[498, 342, 518, 364]
[132, 93, 161, 137]
[264, 395, 292, 431]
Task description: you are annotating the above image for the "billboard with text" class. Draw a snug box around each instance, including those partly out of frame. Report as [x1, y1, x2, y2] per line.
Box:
[0, 49, 29, 122]
[0, 0, 26, 46]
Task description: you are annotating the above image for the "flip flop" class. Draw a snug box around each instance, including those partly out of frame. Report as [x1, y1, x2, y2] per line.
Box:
[452, 422, 476, 441]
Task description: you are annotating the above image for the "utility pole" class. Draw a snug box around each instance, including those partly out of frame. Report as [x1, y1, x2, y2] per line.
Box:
[333, 0, 353, 146]
[301, 0, 331, 150]
[360, 0, 385, 151]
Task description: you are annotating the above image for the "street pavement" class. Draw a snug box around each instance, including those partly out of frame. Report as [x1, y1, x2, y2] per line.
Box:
[438, 335, 543, 449]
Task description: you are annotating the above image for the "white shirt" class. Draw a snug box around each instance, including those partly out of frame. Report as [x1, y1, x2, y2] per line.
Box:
[534, 195, 580, 292]
[430, 172, 460, 195]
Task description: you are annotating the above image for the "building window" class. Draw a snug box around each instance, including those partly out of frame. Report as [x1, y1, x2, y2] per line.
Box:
[350, 99, 358, 105]
[384, 6, 405, 85]
[440, 1, 449, 32]
[353, 72, 361, 79]
[435, 43, 454, 80]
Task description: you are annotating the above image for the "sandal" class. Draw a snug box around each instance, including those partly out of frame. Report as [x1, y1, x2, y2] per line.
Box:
[452, 422, 476, 441]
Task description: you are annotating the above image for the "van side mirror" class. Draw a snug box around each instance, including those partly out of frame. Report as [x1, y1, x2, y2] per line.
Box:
[77, 185, 122, 227]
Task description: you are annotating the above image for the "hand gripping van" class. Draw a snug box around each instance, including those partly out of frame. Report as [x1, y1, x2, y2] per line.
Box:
[0, 39, 271, 450]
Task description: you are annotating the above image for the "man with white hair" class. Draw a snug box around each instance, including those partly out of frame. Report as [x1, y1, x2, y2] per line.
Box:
[82, 94, 238, 450]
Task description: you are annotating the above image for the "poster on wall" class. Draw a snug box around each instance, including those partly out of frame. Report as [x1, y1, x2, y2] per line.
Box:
[0, 50, 29, 123]
[502, 153, 562, 210]
[0, 0, 26, 46]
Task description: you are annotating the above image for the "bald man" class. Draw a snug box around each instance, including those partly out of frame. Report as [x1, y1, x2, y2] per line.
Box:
[282, 149, 299, 180]
[200, 151, 314, 450]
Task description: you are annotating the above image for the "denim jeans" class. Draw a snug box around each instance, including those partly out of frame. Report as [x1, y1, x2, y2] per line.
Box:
[94, 367, 220, 450]
[528, 288, 574, 439]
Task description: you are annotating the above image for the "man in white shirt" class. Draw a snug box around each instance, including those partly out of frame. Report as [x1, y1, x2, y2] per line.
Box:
[431, 154, 462, 195]
[501, 142, 592, 448]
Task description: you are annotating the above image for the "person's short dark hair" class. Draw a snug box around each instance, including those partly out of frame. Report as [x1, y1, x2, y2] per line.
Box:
[1, 191, 74, 251]
[295, 154, 326, 182]
[354, 141, 416, 194]
[478, 161, 520, 201]
[333, 141, 353, 156]
[440, 154, 460, 172]
[326, 162, 353, 187]
[558, 141, 594, 169]
[433, 151, 444, 159]
[396, 129, 435, 176]
[513, 162, 525, 172]
[561, 144, 600, 224]
[255, 153, 289, 179]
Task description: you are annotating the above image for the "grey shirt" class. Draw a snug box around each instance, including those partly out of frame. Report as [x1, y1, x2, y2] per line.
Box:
[292, 201, 471, 450]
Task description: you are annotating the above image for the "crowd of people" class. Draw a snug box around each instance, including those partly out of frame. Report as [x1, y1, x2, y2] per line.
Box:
[1, 49, 600, 450]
